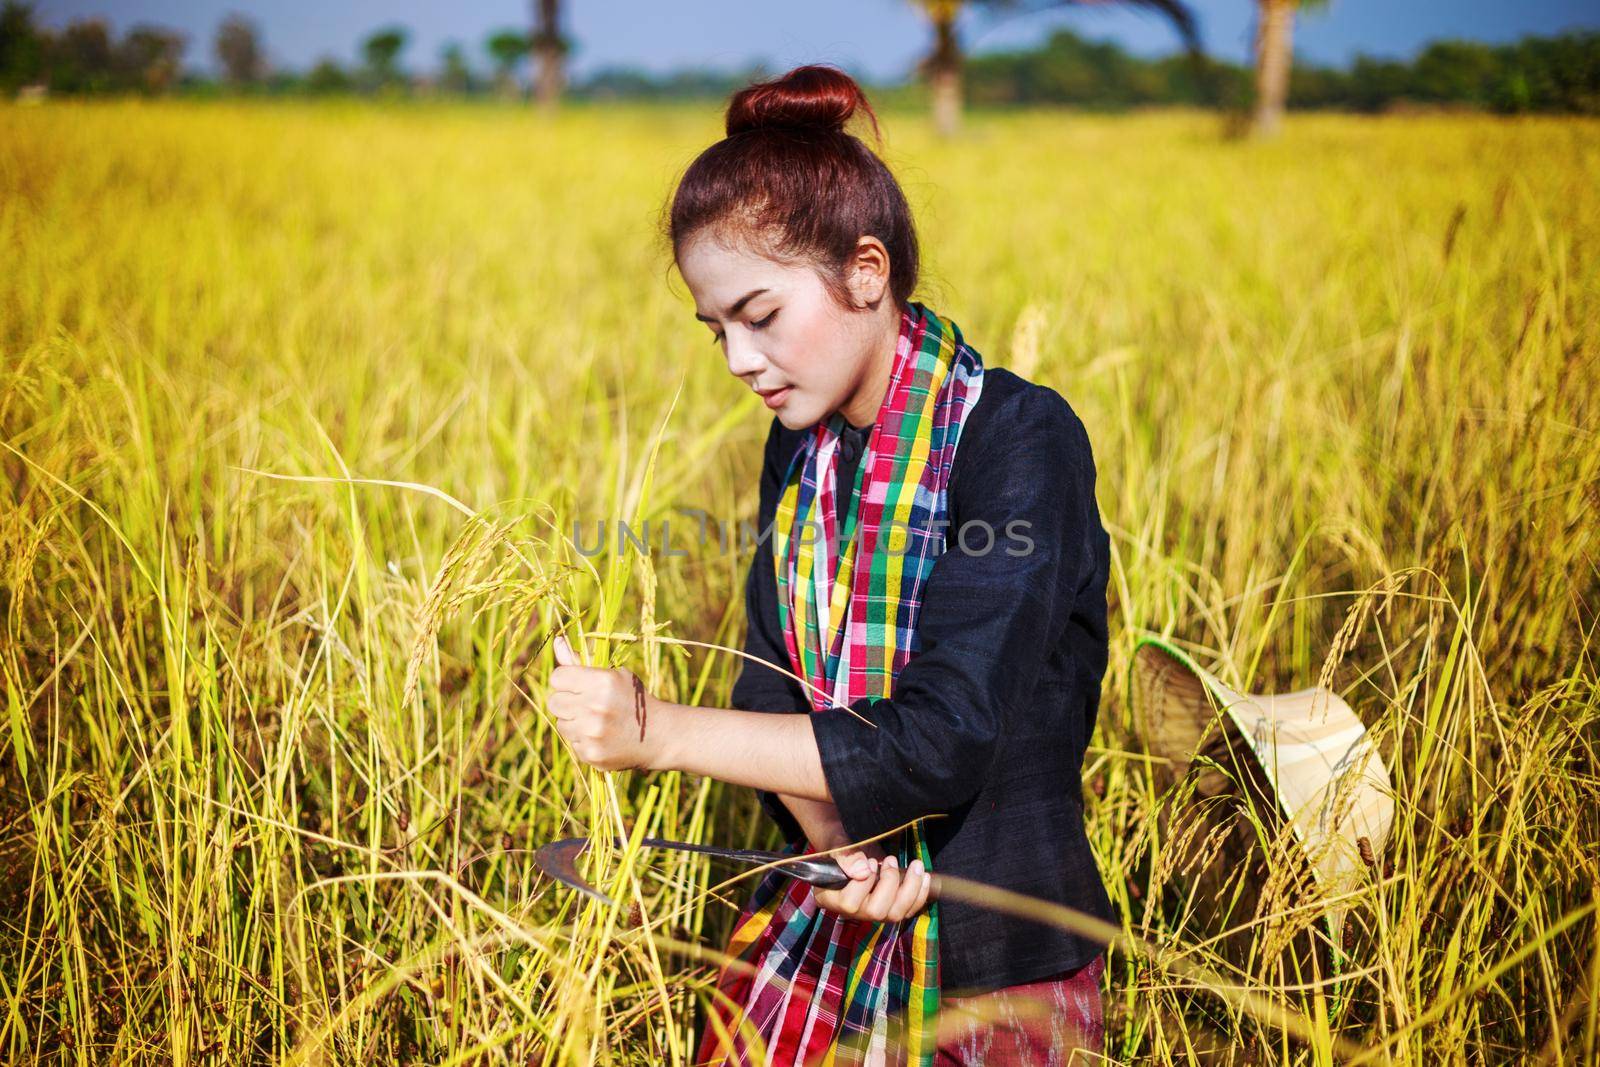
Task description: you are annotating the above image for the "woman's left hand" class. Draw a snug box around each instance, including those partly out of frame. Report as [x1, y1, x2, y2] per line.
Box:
[547, 633, 661, 772]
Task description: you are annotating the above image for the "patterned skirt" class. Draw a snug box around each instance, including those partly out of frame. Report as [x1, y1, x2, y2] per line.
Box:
[930, 956, 1105, 1066]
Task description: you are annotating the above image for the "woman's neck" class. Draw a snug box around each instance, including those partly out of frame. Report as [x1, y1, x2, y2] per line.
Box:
[836, 301, 903, 430]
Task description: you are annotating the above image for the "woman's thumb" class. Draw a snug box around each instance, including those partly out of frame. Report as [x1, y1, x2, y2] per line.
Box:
[553, 633, 576, 666]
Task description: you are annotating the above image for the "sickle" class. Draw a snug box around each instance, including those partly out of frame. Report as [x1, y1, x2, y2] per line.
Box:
[535, 838, 1124, 966]
[533, 835, 851, 907]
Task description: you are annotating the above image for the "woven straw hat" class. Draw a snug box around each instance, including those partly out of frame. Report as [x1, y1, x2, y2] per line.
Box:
[1129, 636, 1394, 952]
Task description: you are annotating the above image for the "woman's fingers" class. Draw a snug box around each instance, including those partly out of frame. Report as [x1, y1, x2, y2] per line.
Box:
[553, 633, 577, 667]
[912, 860, 933, 912]
[860, 855, 904, 921]
[547, 691, 576, 721]
[813, 851, 878, 916]
[811, 846, 942, 923]
[836, 860, 878, 912]
[887, 858, 929, 921]
[811, 852, 935, 923]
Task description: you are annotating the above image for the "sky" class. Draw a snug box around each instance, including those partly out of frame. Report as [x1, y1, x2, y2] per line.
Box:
[33, 0, 1600, 80]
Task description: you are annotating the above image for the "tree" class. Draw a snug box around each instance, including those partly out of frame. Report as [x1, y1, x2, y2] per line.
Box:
[918, 1, 962, 136]
[485, 28, 527, 98]
[1250, 0, 1326, 136]
[531, 0, 571, 110]
[306, 55, 352, 94]
[361, 25, 407, 90]
[1410, 40, 1499, 106]
[6, 8, 186, 96]
[49, 18, 115, 93]
[0, 2, 47, 91]
[119, 24, 185, 93]
[439, 41, 472, 94]
[911, 0, 1200, 137]
[966, 26, 1219, 106]
[214, 13, 264, 86]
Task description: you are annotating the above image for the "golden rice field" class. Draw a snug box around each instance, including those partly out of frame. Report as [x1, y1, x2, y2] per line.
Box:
[1, 100, 1597, 1064]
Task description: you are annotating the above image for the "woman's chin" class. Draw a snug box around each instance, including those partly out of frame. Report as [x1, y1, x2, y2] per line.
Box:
[773, 396, 814, 429]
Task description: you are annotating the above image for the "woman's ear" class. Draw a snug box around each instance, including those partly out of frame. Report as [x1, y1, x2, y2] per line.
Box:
[845, 236, 891, 308]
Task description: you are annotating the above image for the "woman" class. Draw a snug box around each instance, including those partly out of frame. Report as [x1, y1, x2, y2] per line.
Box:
[546, 65, 1113, 1065]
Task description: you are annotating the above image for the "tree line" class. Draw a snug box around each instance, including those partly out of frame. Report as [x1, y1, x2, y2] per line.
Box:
[0, 6, 567, 101]
[2, 2, 1596, 119]
[966, 26, 1600, 114]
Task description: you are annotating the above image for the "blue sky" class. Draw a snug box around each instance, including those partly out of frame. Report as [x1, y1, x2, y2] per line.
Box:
[34, 0, 1600, 80]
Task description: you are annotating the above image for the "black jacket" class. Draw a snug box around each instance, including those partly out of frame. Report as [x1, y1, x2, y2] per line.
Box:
[728, 365, 1115, 994]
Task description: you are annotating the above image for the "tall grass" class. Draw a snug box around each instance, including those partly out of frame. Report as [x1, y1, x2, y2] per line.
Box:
[1, 100, 1596, 1063]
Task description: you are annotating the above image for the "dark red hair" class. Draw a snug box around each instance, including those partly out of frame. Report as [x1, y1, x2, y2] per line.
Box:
[667, 64, 920, 310]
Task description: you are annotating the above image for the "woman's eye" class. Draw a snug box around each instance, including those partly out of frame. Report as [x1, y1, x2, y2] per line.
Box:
[707, 310, 773, 345]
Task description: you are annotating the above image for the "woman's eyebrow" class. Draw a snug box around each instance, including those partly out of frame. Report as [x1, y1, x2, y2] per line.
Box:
[694, 288, 770, 323]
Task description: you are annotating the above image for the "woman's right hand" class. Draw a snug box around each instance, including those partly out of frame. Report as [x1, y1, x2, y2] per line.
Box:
[811, 840, 934, 924]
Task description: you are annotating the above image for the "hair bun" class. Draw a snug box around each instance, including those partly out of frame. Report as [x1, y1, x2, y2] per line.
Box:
[726, 64, 879, 139]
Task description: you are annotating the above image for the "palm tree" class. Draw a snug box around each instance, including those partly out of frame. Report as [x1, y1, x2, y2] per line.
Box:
[1251, 0, 1324, 136]
[361, 25, 407, 92]
[485, 29, 527, 98]
[912, 0, 1201, 137]
[530, 0, 569, 110]
[439, 41, 472, 95]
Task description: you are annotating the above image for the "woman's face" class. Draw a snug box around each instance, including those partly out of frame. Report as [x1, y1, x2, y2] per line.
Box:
[678, 232, 892, 431]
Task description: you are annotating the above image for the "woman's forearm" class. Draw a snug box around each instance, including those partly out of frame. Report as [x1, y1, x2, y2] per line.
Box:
[776, 793, 850, 850]
[648, 698, 834, 802]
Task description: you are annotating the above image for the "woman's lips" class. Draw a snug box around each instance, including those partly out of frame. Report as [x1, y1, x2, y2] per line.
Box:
[761, 386, 793, 409]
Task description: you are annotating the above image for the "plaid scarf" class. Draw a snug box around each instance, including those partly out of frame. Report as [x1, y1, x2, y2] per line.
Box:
[697, 301, 986, 1066]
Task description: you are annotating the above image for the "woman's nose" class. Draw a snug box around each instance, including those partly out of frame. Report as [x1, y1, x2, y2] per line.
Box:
[723, 331, 766, 378]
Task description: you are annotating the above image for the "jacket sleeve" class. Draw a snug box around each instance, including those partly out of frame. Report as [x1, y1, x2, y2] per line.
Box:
[808, 386, 1101, 846]
[727, 417, 810, 843]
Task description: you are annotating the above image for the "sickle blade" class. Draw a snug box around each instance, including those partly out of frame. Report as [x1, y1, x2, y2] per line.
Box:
[534, 834, 853, 904]
[532, 837, 616, 906]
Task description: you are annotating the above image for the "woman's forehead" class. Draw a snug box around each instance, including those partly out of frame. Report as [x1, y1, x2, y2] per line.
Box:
[681, 238, 816, 310]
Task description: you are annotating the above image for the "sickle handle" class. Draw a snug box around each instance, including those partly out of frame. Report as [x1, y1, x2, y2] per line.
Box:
[778, 855, 850, 890]
[598, 836, 943, 896]
[785, 859, 948, 901]
[620, 835, 853, 889]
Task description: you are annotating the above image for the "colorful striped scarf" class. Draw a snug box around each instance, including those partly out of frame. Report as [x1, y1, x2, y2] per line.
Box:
[697, 301, 986, 1066]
